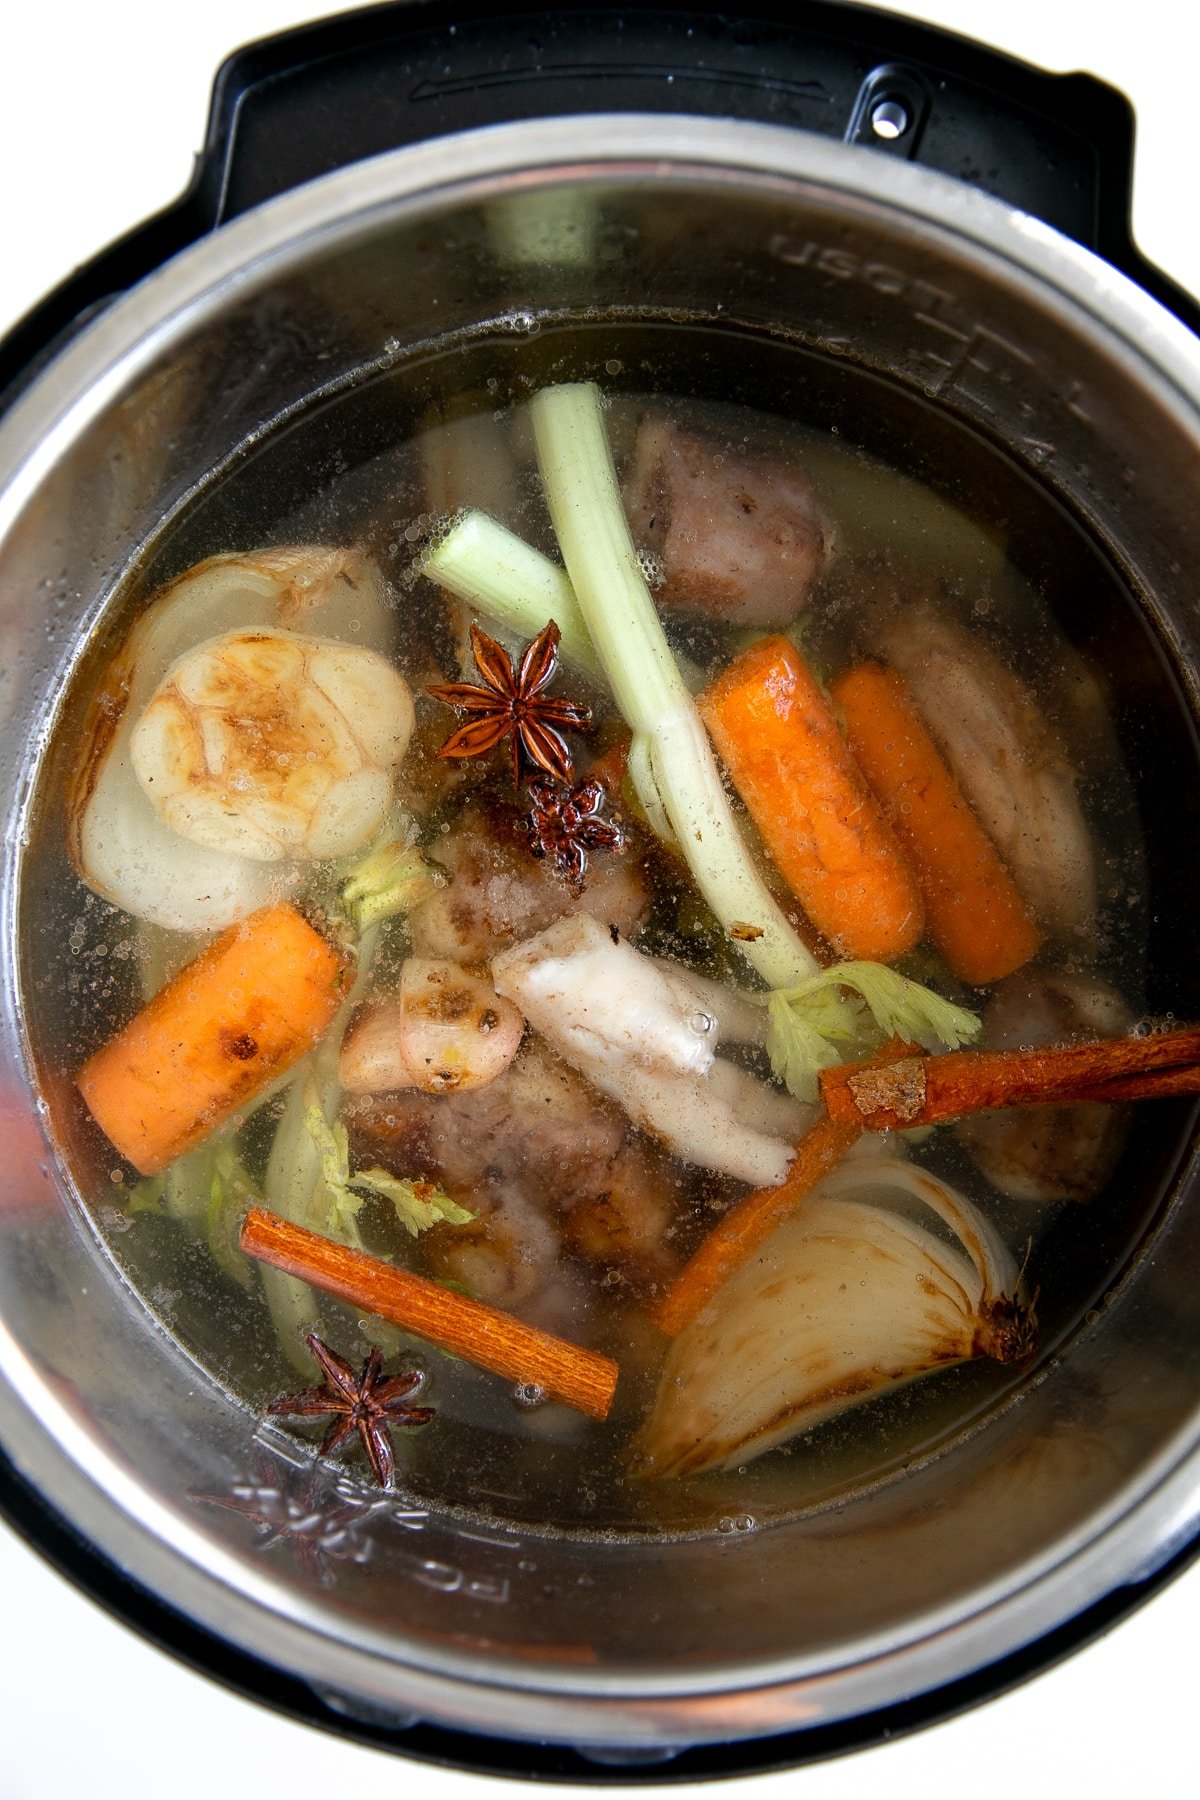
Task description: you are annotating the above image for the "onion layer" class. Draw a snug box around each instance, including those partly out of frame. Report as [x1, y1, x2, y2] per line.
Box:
[633, 1152, 1032, 1477]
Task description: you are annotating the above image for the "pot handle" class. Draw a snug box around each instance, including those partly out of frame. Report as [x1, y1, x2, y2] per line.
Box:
[202, 2, 1188, 310]
[2, 0, 1196, 403]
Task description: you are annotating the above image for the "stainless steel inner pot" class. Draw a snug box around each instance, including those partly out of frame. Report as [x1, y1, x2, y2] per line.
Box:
[2, 116, 1200, 1755]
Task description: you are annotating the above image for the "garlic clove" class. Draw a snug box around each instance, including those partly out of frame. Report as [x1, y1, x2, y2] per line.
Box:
[307, 642, 416, 767]
[340, 959, 526, 1096]
[305, 769, 395, 861]
[129, 628, 412, 864]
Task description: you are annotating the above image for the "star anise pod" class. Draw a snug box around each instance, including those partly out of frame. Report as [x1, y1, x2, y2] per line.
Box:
[525, 772, 626, 895]
[267, 1333, 435, 1489]
[427, 620, 592, 787]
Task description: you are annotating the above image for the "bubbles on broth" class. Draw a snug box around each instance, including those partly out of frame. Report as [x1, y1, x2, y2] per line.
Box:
[24, 320, 1189, 1544]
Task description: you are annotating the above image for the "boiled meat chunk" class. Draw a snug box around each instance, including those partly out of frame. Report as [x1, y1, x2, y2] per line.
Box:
[408, 799, 648, 963]
[355, 1040, 680, 1284]
[622, 412, 831, 627]
[955, 970, 1132, 1203]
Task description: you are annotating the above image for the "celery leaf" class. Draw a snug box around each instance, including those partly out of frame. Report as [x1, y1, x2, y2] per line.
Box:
[304, 1087, 471, 1242]
[350, 1167, 474, 1238]
[766, 962, 981, 1101]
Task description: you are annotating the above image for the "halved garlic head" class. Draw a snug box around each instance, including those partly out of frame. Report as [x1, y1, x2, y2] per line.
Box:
[68, 548, 404, 929]
[130, 629, 414, 862]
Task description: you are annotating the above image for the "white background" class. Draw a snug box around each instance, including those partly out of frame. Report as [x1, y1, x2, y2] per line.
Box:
[2, 3, 1199, 1797]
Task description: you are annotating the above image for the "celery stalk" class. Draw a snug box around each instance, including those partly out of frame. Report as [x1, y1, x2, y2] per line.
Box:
[530, 381, 820, 991]
[529, 381, 981, 1100]
[260, 929, 378, 1367]
[420, 510, 602, 680]
[421, 504, 704, 698]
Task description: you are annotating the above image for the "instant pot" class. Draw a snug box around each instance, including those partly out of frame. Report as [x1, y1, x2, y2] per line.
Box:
[2, 0, 1199, 1782]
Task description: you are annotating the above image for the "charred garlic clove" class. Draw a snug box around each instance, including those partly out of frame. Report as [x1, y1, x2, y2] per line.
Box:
[633, 1153, 1032, 1477]
[340, 958, 525, 1096]
[130, 628, 414, 862]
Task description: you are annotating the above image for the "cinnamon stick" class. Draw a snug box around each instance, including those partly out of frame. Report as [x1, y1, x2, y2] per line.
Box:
[1062, 1065, 1200, 1105]
[649, 1113, 862, 1338]
[240, 1208, 618, 1420]
[820, 1028, 1200, 1132]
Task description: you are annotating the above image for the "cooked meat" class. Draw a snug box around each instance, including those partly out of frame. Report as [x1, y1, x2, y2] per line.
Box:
[870, 599, 1097, 939]
[955, 969, 1133, 1203]
[354, 1039, 682, 1282]
[622, 412, 831, 627]
[408, 798, 649, 963]
[423, 1180, 561, 1310]
[559, 1150, 679, 1283]
[357, 1038, 622, 1193]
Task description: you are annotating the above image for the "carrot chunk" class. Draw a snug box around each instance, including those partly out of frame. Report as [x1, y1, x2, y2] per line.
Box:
[830, 662, 1041, 987]
[698, 637, 924, 961]
[78, 902, 347, 1175]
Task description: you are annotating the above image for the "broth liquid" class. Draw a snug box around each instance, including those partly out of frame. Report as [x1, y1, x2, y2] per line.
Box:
[22, 319, 1200, 1541]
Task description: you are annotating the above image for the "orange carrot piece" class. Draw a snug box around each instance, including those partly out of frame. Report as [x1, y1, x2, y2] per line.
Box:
[649, 1112, 861, 1336]
[698, 637, 923, 962]
[78, 903, 348, 1175]
[241, 1207, 619, 1420]
[830, 662, 1041, 987]
[820, 1026, 1200, 1131]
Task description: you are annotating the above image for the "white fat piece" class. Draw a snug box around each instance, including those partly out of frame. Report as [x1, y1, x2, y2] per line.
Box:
[493, 914, 800, 1186]
[492, 912, 717, 1078]
[605, 1062, 798, 1187]
[650, 957, 768, 1048]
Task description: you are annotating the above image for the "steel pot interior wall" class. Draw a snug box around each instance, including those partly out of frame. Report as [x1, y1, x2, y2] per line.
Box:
[2, 123, 1200, 1747]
